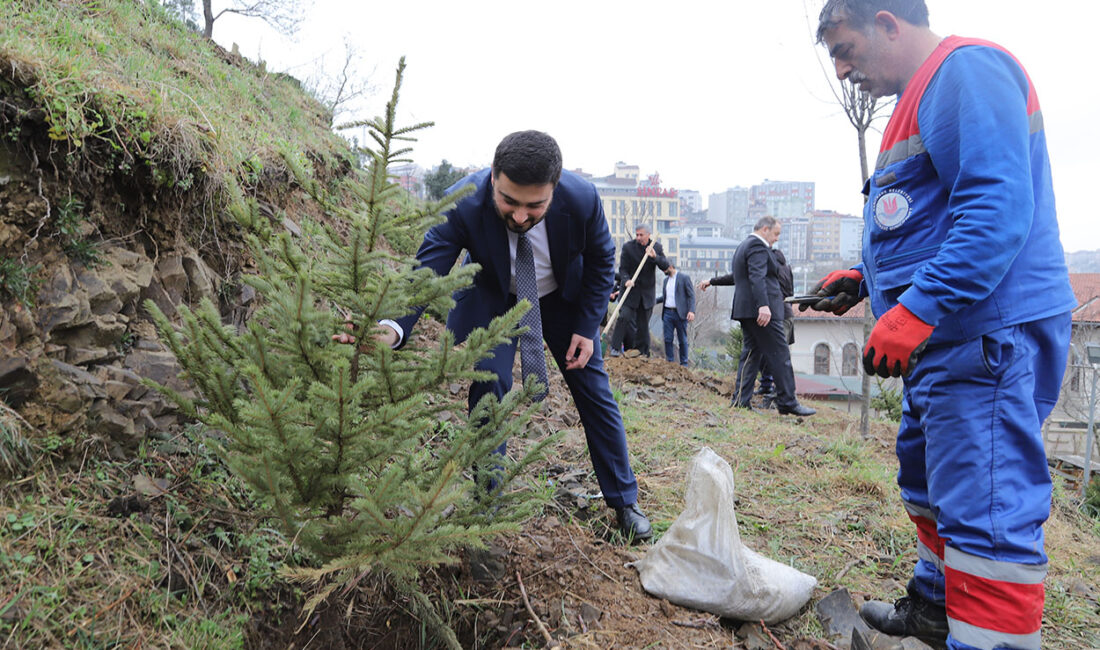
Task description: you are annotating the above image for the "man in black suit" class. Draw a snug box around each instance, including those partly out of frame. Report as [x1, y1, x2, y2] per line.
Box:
[609, 224, 669, 357]
[656, 262, 695, 366]
[701, 217, 814, 416]
[756, 247, 796, 402]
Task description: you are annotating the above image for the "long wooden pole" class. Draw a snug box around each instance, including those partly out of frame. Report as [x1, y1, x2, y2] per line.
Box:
[604, 232, 659, 333]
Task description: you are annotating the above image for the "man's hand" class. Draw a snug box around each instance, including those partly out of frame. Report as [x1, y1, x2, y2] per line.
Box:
[625, 279, 635, 288]
[609, 290, 620, 301]
[756, 305, 771, 327]
[645, 245, 657, 259]
[698, 280, 711, 292]
[687, 311, 695, 323]
[800, 269, 864, 315]
[332, 323, 399, 349]
[565, 334, 594, 370]
[863, 303, 934, 378]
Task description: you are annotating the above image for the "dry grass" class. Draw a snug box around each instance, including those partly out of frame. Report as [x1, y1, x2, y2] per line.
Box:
[0, 428, 294, 648]
[606, 358, 1100, 648]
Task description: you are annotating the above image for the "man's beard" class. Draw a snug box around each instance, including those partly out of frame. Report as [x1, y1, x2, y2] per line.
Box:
[496, 204, 549, 234]
[502, 215, 541, 234]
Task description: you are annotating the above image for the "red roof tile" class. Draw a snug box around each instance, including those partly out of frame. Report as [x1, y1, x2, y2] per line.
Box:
[1070, 273, 1100, 322]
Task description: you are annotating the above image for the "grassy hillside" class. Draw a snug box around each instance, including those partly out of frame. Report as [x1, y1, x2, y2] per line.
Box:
[0, 0, 350, 208]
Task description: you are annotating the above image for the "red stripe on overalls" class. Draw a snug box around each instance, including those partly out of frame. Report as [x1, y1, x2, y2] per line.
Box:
[880, 35, 1041, 155]
[907, 511, 944, 559]
[944, 566, 1044, 634]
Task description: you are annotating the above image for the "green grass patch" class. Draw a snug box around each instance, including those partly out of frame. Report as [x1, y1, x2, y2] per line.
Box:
[1, 0, 350, 203]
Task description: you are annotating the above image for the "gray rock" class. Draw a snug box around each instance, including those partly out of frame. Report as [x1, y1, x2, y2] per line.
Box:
[579, 602, 601, 625]
[38, 290, 91, 334]
[816, 588, 875, 643]
[51, 314, 128, 350]
[124, 349, 187, 392]
[0, 355, 38, 407]
[103, 380, 132, 402]
[157, 253, 187, 305]
[76, 267, 123, 315]
[50, 379, 85, 413]
[51, 359, 103, 386]
[182, 249, 217, 301]
[65, 346, 116, 366]
[140, 279, 178, 320]
[90, 401, 136, 439]
[468, 544, 508, 584]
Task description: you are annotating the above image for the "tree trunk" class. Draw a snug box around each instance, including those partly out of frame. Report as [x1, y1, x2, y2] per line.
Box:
[857, 124, 873, 438]
[202, 0, 214, 39]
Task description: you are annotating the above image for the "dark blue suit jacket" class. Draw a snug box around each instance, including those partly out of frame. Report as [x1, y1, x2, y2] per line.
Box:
[396, 169, 615, 346]
[656, 271, 695, 320]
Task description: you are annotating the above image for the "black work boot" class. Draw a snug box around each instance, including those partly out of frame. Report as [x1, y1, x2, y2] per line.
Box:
[859, 581, 949, 648]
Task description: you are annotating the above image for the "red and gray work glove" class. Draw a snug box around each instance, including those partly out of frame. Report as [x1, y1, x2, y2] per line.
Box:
[863, 303, 934, 378]
[800, 269, 864, 315]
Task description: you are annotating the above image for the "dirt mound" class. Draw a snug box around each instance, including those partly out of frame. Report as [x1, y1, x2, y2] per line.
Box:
[605, 353, 732, 397]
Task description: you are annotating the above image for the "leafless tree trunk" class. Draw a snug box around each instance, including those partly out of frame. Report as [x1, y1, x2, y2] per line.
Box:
[201, 0, 302, 40]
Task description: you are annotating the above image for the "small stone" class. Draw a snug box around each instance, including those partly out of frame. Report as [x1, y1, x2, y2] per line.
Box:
[579, 603, 601, 624]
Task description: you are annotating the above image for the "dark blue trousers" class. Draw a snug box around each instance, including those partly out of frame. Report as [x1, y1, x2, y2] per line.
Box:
[662, 307, 689, 365]
[469, 291, 639, 508]
[896, 313, 1070, 650]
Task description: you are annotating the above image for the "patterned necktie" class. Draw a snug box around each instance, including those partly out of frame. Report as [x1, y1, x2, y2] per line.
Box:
[515, 233, 548, 401]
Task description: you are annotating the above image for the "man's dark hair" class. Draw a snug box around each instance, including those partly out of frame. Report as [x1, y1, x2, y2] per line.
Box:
[491, 130, 563, 186]
[816, 0, 929, 42]
[754, 216, 778, 231]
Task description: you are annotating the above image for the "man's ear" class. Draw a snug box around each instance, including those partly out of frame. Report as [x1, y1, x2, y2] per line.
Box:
[874, 10, 902, 38]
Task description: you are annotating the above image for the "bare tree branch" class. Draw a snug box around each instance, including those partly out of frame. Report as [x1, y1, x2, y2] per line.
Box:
[201, 0, 303, 40]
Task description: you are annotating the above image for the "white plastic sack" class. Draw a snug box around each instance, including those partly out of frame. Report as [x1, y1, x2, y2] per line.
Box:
[629, 447, 817, 623]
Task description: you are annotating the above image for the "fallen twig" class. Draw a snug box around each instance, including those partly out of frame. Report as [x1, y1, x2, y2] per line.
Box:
[760, 619, 786, 650]
[516, 570, 560, 650]
[835, 557, 862, 581]
[671, 617, 720, 629]
[67, 586, 136, 637]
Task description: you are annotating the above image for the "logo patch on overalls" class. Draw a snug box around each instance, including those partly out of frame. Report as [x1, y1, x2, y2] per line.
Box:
[874, 189, 912, 230]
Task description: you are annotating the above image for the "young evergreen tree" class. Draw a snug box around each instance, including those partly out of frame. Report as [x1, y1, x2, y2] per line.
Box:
[147, 59, 555, 648]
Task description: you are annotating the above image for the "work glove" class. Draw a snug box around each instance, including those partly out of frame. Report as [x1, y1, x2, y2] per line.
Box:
[863, 303, 934, 378]
[800, 269, 864, 315]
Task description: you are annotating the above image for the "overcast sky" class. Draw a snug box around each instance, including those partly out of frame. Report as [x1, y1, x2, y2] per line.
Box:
[217, 0, 1099, 252]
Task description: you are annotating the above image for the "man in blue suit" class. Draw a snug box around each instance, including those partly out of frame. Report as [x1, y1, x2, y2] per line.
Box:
[656, 262, 695, 366]
[377, 131, 652, 542]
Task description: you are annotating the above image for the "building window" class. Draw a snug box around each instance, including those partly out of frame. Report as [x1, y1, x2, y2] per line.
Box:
[814, 343, 831, 375]
[611, 201, 617, 216]
[842, 343, 859, 376]
[670, 202, 678, 217]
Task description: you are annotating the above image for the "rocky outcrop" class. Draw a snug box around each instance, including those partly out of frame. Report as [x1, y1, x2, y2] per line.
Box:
[1, 149, 221, 452]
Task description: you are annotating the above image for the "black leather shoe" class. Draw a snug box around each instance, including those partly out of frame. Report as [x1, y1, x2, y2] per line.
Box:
[614, 504, 652, 543]
[777, 404, 816, 416]
[860, 582, 948, 648]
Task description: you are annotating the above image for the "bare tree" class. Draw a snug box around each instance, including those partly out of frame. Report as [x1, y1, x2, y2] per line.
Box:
[305, 38, 376, 127]
[807, 1, 893, 437]
[201, 0, 302, 39]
